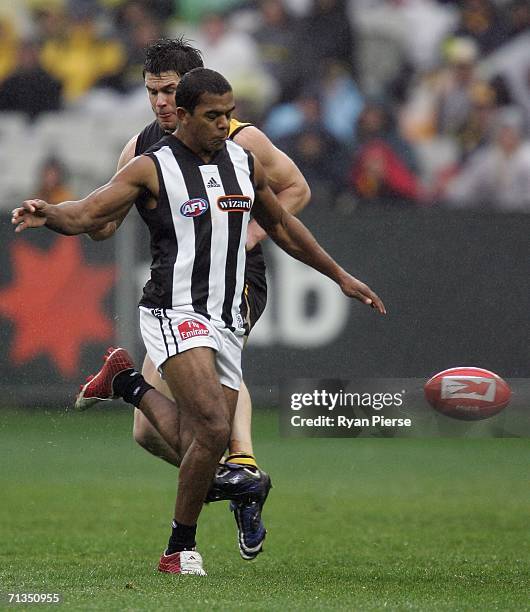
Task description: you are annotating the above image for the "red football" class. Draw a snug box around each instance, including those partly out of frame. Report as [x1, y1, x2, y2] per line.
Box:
[424, 367, 511, 421]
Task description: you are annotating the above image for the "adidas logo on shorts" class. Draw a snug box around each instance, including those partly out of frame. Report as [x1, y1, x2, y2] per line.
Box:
[207, 177, 221, 189]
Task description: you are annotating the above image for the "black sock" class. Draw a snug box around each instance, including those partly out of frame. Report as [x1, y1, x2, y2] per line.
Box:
[112, 370, 153, 407]
[166, 519, 197, 554]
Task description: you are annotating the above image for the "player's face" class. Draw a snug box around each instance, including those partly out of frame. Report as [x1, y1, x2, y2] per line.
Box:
[145, 71, 180, 131]
[184, 91, 235, 154]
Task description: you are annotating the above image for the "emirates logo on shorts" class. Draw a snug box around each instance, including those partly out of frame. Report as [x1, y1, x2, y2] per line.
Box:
[178, 319, 209, 340]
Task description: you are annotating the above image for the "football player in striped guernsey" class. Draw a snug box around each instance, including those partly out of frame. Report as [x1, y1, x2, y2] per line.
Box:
[88, 37, 312, 561]
[13, 68, 386, 576]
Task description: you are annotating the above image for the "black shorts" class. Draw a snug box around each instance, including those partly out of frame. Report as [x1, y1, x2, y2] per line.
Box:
[243, 245, 267, 336]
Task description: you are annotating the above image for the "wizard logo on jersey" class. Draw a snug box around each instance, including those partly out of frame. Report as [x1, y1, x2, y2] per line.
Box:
[217, 195, 252, 212]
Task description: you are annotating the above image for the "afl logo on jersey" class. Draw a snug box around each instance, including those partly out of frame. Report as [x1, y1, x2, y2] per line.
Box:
[180, 198, 209, 218]
[217, 195, 252, 213]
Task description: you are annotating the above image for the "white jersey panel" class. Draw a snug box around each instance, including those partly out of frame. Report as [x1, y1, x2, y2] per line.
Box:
[153, 146, 195, 309]
[226, 141, 254, 328]
[200, 164, 229, 324]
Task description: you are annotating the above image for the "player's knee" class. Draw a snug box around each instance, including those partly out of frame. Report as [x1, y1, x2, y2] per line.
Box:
[133, 417, 175, 453]
[195, 410, 230, 454]
[133, 420, 181, 465]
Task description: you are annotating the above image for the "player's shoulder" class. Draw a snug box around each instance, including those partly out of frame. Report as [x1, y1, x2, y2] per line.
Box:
[230, 122, 275, 155]
[143, 134, 175, 156]
[227, 118, 267, 156]
[228, 117, 253, 140]
[116, 148, 158, 182]
[135, 120, 166, 156]
[117, 133, 139, 170]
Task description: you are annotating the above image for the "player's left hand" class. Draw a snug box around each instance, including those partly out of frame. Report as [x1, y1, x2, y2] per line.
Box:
[11, 199, 49, 232]
[339, 272, 386, 314]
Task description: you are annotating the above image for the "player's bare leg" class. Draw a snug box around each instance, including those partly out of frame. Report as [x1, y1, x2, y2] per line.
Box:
[76, 348, 182, 458]
[131, 354, 271, 560]
[132, 394, 184, 464]
[158, 347, 237, 575]
[76, 346, 231, 575]
[223, 338, 259, 469]
[228, 381, 254, 456]
[133, 354, 181, 466]
[133, 408, 181, 465]
[137, 357, 236, 496]
[134, 356, 253, 467]
[170, 379, 238, 525]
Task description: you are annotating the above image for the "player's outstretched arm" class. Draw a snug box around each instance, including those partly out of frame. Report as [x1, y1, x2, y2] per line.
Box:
[88, 134, 138, 241]
[12, 156, 158, 236]
[251, 156, 386, 314]
[234, 126, 311, 250]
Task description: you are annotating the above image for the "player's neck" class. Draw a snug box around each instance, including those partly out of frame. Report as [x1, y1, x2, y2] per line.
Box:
[173, 130, 215, 164]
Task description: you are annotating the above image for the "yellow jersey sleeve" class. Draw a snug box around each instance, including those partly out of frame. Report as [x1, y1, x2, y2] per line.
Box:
[228, 118, 253, 140]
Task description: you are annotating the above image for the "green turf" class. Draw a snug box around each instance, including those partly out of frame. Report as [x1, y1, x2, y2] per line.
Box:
[0, 408, 528, 611]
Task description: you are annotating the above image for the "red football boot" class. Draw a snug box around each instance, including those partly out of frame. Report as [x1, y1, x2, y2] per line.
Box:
[158, 550, 207, 576]
[75, 347, 135, 411]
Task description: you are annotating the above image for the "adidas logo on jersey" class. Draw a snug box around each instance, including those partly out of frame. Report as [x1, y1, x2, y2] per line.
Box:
[206, 177, 221, 189]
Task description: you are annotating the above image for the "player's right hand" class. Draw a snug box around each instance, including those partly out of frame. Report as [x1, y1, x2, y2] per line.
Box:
[11, 199, 49, 232]
[339, 272, 387, 314]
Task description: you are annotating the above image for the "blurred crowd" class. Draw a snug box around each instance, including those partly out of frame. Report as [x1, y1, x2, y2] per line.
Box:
[0, 0, 529, 211]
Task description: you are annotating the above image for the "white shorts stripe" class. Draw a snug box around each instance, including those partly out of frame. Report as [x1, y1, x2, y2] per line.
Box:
[162, 308, 179, 354]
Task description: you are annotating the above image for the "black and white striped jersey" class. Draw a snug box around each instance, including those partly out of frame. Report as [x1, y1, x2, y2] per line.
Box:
[139, 134, 255, 334]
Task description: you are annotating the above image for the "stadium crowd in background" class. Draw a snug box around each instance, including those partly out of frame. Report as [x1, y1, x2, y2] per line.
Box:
[0, 0, 529, 210]
[33, 155, 74, 203]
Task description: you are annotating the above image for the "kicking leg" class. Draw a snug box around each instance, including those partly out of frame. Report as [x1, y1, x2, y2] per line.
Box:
[132, 354, 181, 467]
[76, 348, 184, 464]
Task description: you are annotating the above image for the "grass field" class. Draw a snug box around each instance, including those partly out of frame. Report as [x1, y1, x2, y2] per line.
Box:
[1, 407, 528, 611]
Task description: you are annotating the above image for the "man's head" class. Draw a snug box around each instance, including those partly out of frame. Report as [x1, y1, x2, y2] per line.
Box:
[175, 68, 234, 155]
[495, 107, 524, 155]
[143, 37, 204, 131]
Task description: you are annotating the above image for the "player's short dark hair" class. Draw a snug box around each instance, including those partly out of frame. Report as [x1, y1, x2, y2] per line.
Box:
[175, 68, 232, 114]
[142, 37, 204, 77]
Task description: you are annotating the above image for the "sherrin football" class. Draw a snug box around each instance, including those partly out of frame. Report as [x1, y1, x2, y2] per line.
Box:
[424, 367, 511, 421]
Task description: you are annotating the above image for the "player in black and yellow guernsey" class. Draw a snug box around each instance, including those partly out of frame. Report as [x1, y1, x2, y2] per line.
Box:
[88, 39, 311, 560]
